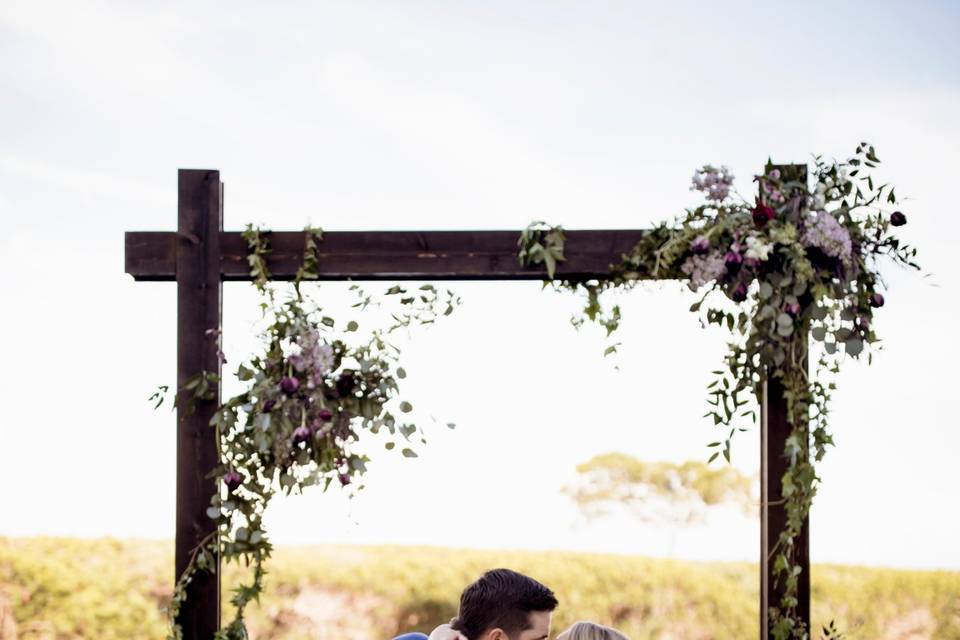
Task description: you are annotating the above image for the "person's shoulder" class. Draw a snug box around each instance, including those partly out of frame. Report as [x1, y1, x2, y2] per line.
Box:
[429, 623, 468, 640]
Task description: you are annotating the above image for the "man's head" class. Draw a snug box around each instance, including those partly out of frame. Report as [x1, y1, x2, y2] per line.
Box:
[450, 568, 558, 640]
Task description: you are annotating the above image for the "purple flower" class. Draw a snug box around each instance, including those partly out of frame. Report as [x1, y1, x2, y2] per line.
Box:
[784, 302, 801, 316]
[752, 203, 776, 228]
[338, 473, 352, 487]
[262, 399, 276, 413]
[292, 425, 312, 445]
[870, 293, 885, 308]
[280, 376, 300, 395]
[691, 165, 735, 201]
[224, 470, 243, 492]
[681, 253, 725, 288]
[288, 328, 336, 390]
[890, 211, 907, 227]
[730, 282, 748, 303]
[336, 372, 356, 397]
[690, 236, 710, 255]
[318, 408, 334, 422]
[802, 211, 852, 261]
[724, 250, 743, 269]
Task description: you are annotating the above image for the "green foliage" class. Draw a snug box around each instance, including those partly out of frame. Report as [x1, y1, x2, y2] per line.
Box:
[164, 227, 460, 639]
[3, 538, 959, 640]
[518, 221, 567, 279]
[518, 145, 922, 637]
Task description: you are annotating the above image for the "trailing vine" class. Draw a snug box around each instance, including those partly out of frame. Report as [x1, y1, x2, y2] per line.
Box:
[518, 144, 919, 639]
[161, 226, 460, 640]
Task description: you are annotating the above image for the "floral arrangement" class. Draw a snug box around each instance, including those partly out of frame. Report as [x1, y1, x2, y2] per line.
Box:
[162, 226, 459, 640]
[518, 143, 919, 639]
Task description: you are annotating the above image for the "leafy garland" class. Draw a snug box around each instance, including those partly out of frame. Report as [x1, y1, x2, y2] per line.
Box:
[517, 144, 919, 639]
[161, 226, 459, 640]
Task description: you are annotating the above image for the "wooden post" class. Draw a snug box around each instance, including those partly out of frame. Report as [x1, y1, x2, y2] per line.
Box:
[175, 169, 223, 638]
[760, 164, 810, 637]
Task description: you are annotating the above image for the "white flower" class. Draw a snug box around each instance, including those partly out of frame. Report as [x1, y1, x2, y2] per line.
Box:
[815, 182, 827, 195]
[827, 187, 840, 199]
[824, 177, 835, 189]
[744, 235, 773, 261]
[837, 166, 850, 184]
[810, 193, 826, 210]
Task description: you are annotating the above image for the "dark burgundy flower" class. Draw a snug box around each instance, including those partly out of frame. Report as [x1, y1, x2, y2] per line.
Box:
[869, 293, 885, 308]
[336, 372, 356, 397]
[262, 399, 276, 413]
[724, 250, 743, 270]
[784, 302, 801, 316]
[752, 203, 776, 227]
[690, 236, 710, 255]
[224, 470, 243, 492]
[318, 407, 334, 422]
[743, 257, 761, 269]
[292, 425, 312, 445]
[857, 316, 871, 330]
[731, 282, 748, 302]
[280, 376, 300, 395]
[890, 211, 907, 227]
[338, 473, 352, 487]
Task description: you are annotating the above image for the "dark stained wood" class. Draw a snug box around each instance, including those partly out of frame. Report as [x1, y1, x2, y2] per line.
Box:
[175, 169, 222, 639]
[125, 229, 652, 281]
[760, 164, 810, 638]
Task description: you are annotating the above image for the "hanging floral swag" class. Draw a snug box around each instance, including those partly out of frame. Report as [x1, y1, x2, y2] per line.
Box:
[154, 226, 460, 640]
[517, 143, 919, 640]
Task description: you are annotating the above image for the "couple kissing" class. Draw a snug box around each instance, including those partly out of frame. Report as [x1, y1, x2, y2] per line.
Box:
[393, 568, 628, 640]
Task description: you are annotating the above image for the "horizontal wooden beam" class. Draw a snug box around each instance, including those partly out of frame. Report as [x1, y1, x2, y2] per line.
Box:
[125, 229, 652, 281]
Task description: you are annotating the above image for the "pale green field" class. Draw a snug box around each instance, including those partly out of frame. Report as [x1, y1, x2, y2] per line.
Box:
[1, 537, 958, 639]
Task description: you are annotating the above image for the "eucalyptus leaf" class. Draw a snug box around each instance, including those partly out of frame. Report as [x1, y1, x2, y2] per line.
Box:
[844, 337, 864, 356]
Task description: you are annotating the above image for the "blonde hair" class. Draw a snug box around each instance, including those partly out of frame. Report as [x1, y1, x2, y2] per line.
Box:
[556, 621, 630, 640]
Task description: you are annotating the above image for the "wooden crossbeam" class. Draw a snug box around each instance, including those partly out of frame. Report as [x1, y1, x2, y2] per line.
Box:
[125, 229, 649, 281]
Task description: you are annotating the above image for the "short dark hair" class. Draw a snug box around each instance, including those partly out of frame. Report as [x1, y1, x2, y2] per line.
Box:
[450, 568, 558, 639]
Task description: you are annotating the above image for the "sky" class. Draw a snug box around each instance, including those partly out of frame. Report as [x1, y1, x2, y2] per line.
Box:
[1, 0, 959, 570]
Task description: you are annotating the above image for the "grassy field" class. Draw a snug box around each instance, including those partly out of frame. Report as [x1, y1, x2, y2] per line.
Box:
[1, 537, 958, 639]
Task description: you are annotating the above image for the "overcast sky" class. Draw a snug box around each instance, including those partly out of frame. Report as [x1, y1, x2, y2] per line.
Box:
[1, 0, 958, 570]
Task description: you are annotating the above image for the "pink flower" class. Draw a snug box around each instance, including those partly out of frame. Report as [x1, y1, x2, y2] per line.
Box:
[224, 470, 243, 492]
[802, 212, 852, 260]
[292, 425, 312, 445]
[690, 236, 711, 255]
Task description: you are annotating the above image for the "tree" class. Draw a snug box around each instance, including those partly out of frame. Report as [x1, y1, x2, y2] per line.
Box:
[565, 452, 755, 554]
